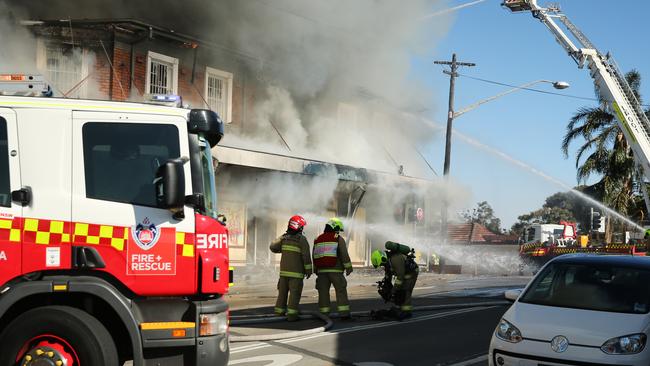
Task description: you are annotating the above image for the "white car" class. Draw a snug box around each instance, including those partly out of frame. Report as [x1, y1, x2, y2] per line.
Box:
[489, 254, 650, 365]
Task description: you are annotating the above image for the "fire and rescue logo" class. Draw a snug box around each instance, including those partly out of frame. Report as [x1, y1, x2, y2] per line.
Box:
[132, 217, 160, 250]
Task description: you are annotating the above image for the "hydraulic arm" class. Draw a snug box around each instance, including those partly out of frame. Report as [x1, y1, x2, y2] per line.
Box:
[503, 0, 650, 213]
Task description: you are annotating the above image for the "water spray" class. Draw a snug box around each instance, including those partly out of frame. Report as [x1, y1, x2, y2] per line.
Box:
[453, 129, 645, 232]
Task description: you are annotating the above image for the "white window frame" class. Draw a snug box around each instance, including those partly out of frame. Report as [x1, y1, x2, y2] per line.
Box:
[36, 38, 89, 97]
[145, 51, 179, 95]
[204, 67, 233, 123]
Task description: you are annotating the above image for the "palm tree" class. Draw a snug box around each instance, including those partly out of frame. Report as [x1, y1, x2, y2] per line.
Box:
[561, 70, 645, 242]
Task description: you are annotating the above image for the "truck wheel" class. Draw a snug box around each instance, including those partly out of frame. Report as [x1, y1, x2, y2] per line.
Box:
[0, 305, 119, 366]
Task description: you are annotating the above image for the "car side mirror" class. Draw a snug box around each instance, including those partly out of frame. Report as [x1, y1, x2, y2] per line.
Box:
[155, 158, 186, 214]
[504, 289, 522, 302]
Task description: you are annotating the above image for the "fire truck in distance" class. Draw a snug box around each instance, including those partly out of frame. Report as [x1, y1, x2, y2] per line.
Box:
[519, 221, 647, 267]
[0, 74, 231, 365]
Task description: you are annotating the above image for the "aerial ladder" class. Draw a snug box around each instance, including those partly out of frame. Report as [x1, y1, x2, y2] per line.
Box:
[502, 0, 650, 214]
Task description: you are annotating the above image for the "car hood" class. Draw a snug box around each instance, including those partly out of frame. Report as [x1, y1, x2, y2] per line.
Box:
[505, 301, 649, 347]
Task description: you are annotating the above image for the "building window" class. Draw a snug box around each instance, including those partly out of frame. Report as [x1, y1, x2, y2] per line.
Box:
[82, 122, 180, 207]
[0, 117, 9, 207]
[205, 67, 233, 123]
[37, 40, 88, 97]
[146, 51, 178, 95]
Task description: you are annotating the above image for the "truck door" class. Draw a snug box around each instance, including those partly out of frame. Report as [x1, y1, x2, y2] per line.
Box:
[71, 111, 196, 295]
[0, 108, 21, 284]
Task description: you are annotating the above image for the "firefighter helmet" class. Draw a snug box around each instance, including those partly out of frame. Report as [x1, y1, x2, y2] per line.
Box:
[288, 215, 307, 231]
[371, 250, 386, 268]
[326, 217, 344, 232]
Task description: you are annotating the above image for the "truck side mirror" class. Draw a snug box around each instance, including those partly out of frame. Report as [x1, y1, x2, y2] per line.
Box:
[155, 158, 186, 212]
[504, 289, 522, 302]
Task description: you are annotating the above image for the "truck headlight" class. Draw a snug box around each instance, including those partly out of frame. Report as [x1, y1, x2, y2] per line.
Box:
[199, 311, 229, 336]
[496, 318, 522, 343]
[601, 333, 646, 355]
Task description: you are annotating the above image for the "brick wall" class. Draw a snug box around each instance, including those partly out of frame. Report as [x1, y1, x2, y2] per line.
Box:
[132, 52, 147, 100]
[91, 49, 111, 100]
[111, 44, 131, 101]
[178, 65, 207, 109]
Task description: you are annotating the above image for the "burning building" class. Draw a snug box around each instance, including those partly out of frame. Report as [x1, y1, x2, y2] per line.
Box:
[3, 0, 464, 268]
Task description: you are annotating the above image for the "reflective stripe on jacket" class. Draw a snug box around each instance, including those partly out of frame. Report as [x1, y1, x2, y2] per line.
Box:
[313, 232, 352, 273]
[270, 232, 312, 278]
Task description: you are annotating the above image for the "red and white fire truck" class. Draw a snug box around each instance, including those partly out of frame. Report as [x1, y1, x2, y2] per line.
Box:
[519, 221, 647, 267]
[0, 74, 231, 365]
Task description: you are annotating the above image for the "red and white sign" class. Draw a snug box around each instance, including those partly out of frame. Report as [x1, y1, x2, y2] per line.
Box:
[127, 226, 176, 276]
[196, 233, 228, 250]
[416, 207, 424, 222]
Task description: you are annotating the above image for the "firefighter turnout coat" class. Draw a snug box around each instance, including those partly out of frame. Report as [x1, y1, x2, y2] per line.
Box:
[270, 232, 312, 319]
[386, 252, 418, 313]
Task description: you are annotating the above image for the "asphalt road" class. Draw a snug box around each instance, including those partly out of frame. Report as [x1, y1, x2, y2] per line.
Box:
[229, 295, 512, 366]
[124, 276, 528, 366]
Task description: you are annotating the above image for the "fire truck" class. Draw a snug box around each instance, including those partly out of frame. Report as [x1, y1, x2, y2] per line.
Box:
[503, 1, 650, 264]
[0, 74, 231, 365]
[519, 221, 647, 267]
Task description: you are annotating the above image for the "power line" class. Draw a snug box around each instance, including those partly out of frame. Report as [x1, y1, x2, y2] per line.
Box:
[457, 72, 650, 108]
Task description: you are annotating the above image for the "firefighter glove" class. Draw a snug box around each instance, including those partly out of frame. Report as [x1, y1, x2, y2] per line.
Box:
[305, 273, 311, 279]
[345, 267, 353, 276]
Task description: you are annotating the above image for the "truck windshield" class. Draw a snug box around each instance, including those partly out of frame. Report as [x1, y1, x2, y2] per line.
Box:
[520, 262, 650, 314]
[199, 135, 218, 218]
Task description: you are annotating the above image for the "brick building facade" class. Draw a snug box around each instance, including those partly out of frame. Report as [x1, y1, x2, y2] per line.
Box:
[20, 19, 438, 268]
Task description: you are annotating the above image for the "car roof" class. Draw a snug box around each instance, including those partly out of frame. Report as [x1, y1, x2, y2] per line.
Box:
[552, 254, 650, 269]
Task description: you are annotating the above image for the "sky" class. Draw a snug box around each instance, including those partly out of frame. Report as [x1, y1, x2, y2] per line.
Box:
[414, 0, 650, 229]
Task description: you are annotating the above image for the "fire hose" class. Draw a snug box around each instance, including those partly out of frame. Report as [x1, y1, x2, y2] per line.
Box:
[228, 300, 510, 342]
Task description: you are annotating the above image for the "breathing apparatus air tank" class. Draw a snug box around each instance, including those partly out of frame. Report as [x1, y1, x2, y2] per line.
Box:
[385, 241, 411, 255]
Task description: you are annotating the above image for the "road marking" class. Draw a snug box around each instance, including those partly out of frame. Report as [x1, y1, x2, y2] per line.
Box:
[448, 354, 488, 366]
[229, 354, 303, 365]
[230, 306, 496, 355]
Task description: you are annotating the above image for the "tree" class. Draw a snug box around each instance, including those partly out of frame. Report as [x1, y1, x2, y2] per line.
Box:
[510, 189, 593, 235]
[561, 70, 648, 242]
[510, 207, 575, 236]
[461, 201, 501, 233]
[543, 189, 592, 230]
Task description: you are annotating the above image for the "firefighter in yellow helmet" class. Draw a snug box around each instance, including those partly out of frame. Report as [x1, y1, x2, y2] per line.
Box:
[270, 215, 312, 321]
[371, 241, 419, 319]
[313, 217, 353, 319]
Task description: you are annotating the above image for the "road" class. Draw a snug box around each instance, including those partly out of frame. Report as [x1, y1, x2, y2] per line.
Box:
[228, 283, 522, 366]
[123, 276, 528, 366]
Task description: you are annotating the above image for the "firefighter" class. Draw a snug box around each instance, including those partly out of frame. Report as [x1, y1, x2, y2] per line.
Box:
[270, 215, 313, 321]
[313, 218, 353, 319]
[371, 243, 419, 319]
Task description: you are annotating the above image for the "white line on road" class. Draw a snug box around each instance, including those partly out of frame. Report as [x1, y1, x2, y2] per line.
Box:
[230, 306, 496, 355]
[448, 354, 488, 366]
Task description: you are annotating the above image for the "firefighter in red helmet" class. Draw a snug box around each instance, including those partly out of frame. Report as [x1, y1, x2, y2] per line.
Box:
[270, 215, 313, 321]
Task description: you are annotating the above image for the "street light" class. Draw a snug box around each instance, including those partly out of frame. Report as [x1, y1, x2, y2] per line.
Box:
[437, 72, 570, 255]
[453, 79, 570, 118]
[442, 78, 570, 175]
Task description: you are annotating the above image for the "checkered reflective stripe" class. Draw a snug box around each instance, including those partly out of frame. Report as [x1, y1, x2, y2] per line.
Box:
[3, 217, 195, 257]
[73, 222, 128, 251]
[175, 232, 195, 257]
[0, 218, 21, 243]
[23, 218, 71, 245]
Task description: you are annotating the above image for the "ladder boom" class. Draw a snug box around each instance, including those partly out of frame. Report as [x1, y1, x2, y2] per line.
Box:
[503, 0, 650, 215]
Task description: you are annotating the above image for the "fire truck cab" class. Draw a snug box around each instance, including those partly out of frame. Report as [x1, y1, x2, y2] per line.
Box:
[522, 221, 577, 247]
[0, 75, 231, 365]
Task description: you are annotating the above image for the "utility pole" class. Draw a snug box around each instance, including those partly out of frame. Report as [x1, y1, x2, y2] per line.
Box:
[434, 54, 475, 250]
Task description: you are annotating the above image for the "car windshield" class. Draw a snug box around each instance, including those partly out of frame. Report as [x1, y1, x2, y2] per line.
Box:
[520, 261, 650, 314]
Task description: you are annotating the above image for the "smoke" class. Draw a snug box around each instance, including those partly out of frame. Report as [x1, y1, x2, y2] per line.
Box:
[0, 3, 37, 72]
[3, 0, 519, 272]
[7, 0, 452, 171]
[218, 165, 340, 217]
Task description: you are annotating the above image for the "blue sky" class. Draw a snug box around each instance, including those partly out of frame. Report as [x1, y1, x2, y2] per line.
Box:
[414, 0, 650, 229]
